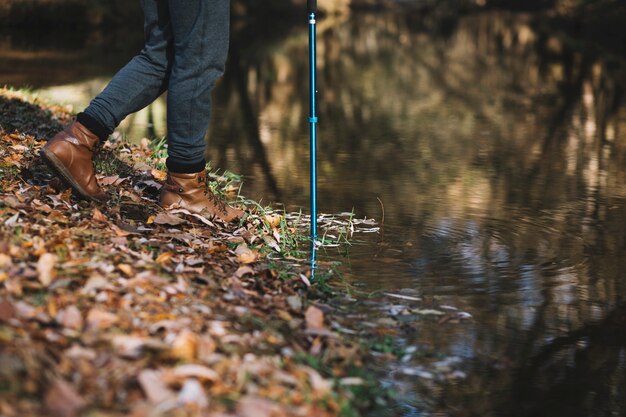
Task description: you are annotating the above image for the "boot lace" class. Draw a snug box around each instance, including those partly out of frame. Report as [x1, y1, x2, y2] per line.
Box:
[199, 173, 229, 215]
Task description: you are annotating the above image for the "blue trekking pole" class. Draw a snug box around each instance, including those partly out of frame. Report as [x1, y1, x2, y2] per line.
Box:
[308, 0, 318, 242]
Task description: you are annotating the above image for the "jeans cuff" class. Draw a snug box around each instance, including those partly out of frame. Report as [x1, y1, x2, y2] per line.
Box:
[76, 112, 112, 142]
[166, 158, 207, 174]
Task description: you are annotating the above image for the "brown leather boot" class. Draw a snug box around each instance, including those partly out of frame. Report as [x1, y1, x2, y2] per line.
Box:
[159, 170, 244, 223]
[41, 121, 107, 202]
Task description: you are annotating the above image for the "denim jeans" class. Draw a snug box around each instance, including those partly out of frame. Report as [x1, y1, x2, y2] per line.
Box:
[83, 0, 230, 169]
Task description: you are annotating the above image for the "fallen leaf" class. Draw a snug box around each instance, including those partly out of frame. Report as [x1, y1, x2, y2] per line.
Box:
[64, 345, 97, 361]
[0, 298, 15, 321]
[234, 266, 254, 278]
[138, 369, 175, 405]
[37, 253, 58, 286]
[305, 367, 332, 394]
[56, 306, 83, 331]
[235, 243, 258, 264]
[44, 378, 86, 417]
[86, 308, 119, 331]
[155, 252, 174, 265]
[286, 296, 302, 312]
[151, 169, 167, 181]
[305, 306, 325, 331]
[171, 364, 219, 382]
[177, 379, 208, 409]
[98, 175, 120, 186]
[170, 329, 198, 361]
[112, 335, 166, 359]
[0, 253, 12, 268]
[117, 264, 134, 277]
[13, 301, 36, 319]
[81, 274, 109, 294]
[154, 212, 187, 226]
[168, 208, 216, 227]
[264, 213, 283, 228]
[236, 396, 285, 417]
[4, 212, 19, 226]
[92, 208, 108, 223]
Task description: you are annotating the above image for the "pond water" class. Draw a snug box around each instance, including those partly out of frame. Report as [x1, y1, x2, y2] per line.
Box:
[3, 9, 626, 417]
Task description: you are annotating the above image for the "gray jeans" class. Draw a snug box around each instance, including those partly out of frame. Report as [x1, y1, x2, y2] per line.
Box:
[84, 0, 230, 168]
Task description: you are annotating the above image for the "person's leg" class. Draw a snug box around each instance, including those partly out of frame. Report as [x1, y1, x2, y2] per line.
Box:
[158, 0, 241, 221]
[80, 0, 174, 140]
[164, 0, 230, 173]
[41, 0, 174, 202]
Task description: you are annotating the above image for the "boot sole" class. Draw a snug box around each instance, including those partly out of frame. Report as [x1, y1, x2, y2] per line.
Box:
[41, 148, 102, 203]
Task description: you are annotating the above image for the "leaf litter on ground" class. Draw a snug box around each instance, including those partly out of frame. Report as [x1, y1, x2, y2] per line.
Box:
[0, 88, 395, 417]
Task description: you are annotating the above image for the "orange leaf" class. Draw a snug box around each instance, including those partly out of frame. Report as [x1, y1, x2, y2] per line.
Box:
[155, 252, 174, 265]
[117, 264, 134, 277]
[151, 169, 167, 181]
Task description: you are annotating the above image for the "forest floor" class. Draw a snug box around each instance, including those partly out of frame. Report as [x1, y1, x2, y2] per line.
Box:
[0, 88, 388, 417]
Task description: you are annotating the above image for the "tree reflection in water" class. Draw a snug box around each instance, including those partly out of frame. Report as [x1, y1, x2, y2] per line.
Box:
[210, 11, 625, 417]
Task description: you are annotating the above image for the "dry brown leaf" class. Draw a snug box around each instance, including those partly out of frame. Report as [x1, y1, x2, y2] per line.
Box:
[81, 274, 109, 294]
[236, 396, 286, 417]
[0, 253, 12, 268]
[56, 306, 83, 331]
[151, 169, 167, 181]
[305, 367, 333, 394]
[64, 345, 97, 361]
[37, 253, 58, 286]
[92, 208, 108, 223]
[171, 329, 198, 361]
[137, 369, 175, 405]
[111, 224, 131, 237]
[309, 336, 323, 355]
[171, 364, 219, 382]
[44, 378, 86, 417]
[99, 175, 120, 186]
[117, 264, 134, 277]
[86, 308, 119, 331]
[154, 212, 187, 226]
[111, 335, 166, 359]
[234, 265, 255, 278]
[197, 336, 217, 361]
[155, 252, 174, 265]
[305, 306, 325, 331]
[0, 298, 15, 321]
[235, 243, 258, 264]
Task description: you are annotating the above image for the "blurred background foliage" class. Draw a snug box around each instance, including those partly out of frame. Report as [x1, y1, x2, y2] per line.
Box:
[0, 0, 622, 57]
[0, 0, 623, 25]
